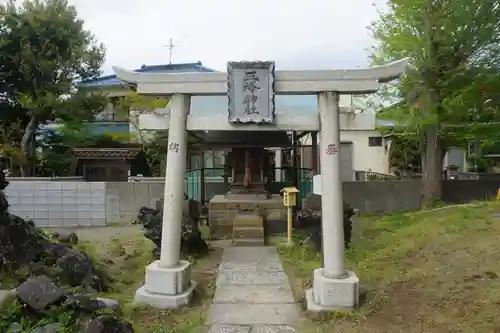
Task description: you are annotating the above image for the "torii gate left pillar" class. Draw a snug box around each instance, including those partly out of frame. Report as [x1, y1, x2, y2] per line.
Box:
[134, 94, 195, 308]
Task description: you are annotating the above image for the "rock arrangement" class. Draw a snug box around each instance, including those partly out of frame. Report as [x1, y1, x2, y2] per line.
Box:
[0, 171, 134, 332]
[134, 196, 209, 259]
[295, 193, 355, 249]
[0, 175, 112, 291]
[0, 275, 132, 333]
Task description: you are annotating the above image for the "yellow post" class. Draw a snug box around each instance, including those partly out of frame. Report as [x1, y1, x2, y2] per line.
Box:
[497, 188, 500, 200]
[281, 186, 299, 247]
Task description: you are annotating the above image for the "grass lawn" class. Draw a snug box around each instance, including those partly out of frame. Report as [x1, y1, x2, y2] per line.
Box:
[279, 201, 500, 333]
[77, 225, 222, 333]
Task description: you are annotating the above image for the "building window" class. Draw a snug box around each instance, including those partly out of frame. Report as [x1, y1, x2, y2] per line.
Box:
[368, 136, 383, 147]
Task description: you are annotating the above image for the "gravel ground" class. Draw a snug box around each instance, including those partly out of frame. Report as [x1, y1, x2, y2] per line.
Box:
[46, 224, 233, 250]
[47, 225, 143, 244]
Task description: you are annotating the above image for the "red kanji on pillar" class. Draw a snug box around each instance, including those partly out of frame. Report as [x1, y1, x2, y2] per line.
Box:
[325, 144, 338, 155]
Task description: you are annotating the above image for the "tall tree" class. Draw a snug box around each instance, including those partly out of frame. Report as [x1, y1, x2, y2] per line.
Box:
[371, 0, 500, 205]
[0, 0, 106, 175]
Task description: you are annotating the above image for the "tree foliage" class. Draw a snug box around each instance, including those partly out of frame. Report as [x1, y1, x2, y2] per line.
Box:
[115, 91, 169, 143]
[142, 131, 169, 176]
[371, 0, 500, 205]
[114, 91, 170, 175]
[0, 0, 107, 175]
[379, 127, 421, 173]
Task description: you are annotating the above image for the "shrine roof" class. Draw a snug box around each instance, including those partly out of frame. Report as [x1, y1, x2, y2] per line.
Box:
[78, 62, 217, 89]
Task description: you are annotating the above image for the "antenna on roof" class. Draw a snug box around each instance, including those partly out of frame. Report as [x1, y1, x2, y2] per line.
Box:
[164, 38, 177, 64]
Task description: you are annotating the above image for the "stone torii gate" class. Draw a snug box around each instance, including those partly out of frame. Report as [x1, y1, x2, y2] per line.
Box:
[113, 59, 408, 311]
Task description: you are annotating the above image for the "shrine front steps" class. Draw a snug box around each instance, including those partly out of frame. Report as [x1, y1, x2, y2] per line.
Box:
[233, 238, 265, 246]
[232, 214, 265, 247]
[234, 226, 265, 239]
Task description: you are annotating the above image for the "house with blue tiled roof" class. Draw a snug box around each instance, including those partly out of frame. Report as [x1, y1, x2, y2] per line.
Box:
[60, 62, 218, 181]
[78, 61, 216, 134]
[39, 62, 216, 137]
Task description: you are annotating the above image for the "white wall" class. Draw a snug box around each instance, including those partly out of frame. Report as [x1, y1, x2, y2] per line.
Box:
[298, 110, 390, 174]
[340, 130, 391, 174]
[300, 130, 390, 174]
[6, 181, 107, 227]
[444, 148, 467, 172]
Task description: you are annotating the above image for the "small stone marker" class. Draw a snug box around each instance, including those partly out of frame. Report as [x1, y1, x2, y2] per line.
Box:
[16, 275, 64, 310]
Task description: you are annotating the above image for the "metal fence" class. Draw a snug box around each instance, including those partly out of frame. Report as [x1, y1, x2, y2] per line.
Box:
[453, 172, 500, 180]
[184, 167, 314, 208]
[354, 170, 400, 181]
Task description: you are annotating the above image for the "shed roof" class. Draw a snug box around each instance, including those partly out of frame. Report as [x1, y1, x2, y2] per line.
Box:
[72, 148, 141, 159]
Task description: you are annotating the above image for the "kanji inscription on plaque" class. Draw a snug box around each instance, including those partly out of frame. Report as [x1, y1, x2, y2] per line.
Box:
[242, 70, 261, 115]
[227, 61, 276, 124]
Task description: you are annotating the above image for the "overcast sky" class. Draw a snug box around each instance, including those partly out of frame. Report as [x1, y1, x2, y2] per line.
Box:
[67, 0, 386, 75]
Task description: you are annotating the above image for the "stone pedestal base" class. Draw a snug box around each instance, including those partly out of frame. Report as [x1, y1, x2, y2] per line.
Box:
[209, 194, 284, 240]
[306, 268, 359, 312]
[134, 260, 196, 309]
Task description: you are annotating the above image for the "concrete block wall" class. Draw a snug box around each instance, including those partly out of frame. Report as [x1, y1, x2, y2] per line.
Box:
[3, 179, 221, 228]
[5, 181, 106, 227]
[3, 179, 498, 228]
[343, 180, 422, 212]
[107, 179, 228, 223]
[105, 182, 164, 224]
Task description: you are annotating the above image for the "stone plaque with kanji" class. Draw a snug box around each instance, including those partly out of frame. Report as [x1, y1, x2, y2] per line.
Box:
[227, 61, 276, 124]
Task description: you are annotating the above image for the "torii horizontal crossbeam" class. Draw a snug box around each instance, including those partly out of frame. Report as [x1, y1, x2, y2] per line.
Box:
[112, 59, 408, 95]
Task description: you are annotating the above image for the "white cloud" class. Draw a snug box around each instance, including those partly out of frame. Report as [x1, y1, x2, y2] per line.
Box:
[67, 0, 387, 74]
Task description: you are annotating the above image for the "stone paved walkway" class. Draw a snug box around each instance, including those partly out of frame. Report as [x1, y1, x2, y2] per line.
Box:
[207, 246, 299, 333]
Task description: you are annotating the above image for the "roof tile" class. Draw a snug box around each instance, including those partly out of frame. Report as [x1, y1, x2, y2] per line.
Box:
[78, 62, 217, 88]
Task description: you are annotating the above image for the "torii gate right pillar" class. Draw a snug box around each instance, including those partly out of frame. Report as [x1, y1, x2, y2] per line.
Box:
[306, 91, 359, 311]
